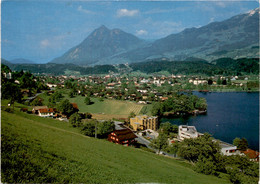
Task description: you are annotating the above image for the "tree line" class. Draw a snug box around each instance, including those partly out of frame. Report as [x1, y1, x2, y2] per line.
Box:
[3, 57, 259, 76]
[151, 93, 207, 117]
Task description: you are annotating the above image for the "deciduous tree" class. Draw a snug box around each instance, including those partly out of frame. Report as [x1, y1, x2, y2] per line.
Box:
[69, 113, 83, 127]
[150, 133, 169, 154]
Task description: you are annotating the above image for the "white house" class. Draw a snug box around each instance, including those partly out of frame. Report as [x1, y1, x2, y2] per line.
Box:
[46, 83, 57, 88]
[215, 140, 240, 156]
[38, 108, 55, 117]
[178, 125, 199, 141]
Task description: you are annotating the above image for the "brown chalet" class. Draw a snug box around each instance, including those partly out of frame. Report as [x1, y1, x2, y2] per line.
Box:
[108, 129, 137, 146]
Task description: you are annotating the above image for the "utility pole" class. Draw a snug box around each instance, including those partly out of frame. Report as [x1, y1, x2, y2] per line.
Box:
[95, 121, 97, 138]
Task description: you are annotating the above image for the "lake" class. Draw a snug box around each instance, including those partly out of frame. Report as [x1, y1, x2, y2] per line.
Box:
[162, 92, 259, 151]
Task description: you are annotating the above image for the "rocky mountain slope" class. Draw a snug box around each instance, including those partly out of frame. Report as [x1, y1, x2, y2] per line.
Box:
[51, 8, 259, 66]
[50, 25, 147, 65]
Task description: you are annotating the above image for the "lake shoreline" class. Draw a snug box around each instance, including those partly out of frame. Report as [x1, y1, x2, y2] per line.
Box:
[162, 92, 259, 151]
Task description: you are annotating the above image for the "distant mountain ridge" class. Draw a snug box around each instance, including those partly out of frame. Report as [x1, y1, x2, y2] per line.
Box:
[110, 8, 259, 63]
[10, 58, 36, 64]
[50, 8, 259, 66]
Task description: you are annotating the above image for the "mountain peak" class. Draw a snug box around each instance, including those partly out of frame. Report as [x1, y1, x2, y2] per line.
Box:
[97, 25, 109, 31]
[248, 8, 259, 16]
[50, 25, 145, 65]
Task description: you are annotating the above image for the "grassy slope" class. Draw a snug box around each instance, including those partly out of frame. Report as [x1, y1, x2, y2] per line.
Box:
[1, 110, 230, 184]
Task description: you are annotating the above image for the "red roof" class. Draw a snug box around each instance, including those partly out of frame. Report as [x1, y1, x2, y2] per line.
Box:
[39, 108, 54, 113]
[109, 129, 137, 141]
[242, 149, 259, 160]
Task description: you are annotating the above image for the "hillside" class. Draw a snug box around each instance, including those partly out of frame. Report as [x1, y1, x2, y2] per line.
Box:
[111, 8, 259, 63]
[3, 58, 258, 76]
[1, 109, 231, 183]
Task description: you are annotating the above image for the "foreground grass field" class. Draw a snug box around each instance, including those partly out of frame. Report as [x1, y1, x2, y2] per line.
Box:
[1, 110, 231, 183]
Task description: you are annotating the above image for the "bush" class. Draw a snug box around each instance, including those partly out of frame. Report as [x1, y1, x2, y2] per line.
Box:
[195, 156, 217, 176]
[69, 113, 82, 127]
[81, 120, 96, 137]
[3, 107, 13, 113]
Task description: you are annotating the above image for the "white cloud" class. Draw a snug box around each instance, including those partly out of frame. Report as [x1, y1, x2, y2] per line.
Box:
[117, 9, 139, 17]
[78, 5, 96, 14]
[136, 29, 148, 36]
[139, 18, 184, 38]
[40, 39, 50, 48]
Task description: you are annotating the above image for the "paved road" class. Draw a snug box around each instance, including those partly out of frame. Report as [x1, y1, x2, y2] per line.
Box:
[25, 92, 43, 102]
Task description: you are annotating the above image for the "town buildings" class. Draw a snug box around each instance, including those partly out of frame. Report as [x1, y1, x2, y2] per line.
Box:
[130, 115, 159, 131]
[178, 125, 240, 156]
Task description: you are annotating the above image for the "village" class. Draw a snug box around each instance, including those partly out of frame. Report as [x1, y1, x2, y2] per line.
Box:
[39, 73, 258, 104]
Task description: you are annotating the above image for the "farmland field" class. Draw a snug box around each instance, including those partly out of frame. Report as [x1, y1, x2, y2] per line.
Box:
[69, 97, 144, 115]
[1, 109, 231, 184]
[39, 91, 145, 115]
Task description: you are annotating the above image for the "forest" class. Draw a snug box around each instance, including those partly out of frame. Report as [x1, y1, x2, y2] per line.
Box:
[2, 57, 259, 76]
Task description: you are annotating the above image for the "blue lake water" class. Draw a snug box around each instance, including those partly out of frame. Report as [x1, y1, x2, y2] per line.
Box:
[162, 92, 259, 151]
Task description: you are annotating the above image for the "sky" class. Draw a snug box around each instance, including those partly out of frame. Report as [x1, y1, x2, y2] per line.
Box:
[1, 1, 259, 63]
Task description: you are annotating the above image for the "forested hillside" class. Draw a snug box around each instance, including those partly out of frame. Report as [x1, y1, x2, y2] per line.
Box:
[2, 58, 259, 76]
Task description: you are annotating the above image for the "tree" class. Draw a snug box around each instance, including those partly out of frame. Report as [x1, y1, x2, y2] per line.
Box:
[151, 102, 164, 117]
[217, 77, 222, 85]
[97, 121, 115, 138]
[57, 99, 74, 117]
[128, 111, 136, 119]
[69, 113, 82, 127]
[233, 137, 248, 151]
[166, 142, 179, 157]
[195, 98, 207, 111]
[225, 155, 259, 184]
[239, 138, 248, 151]
[85, 112, 92, 119]
[177, 133, 220, 163]
[150, 133, 169, 154]
[84, 97, 91, 105]
[81, 121, 96, 136]
[31, 97, 43, 106]
[233, 137, 241, 147]
[222, 79, 227, 85]
[69, 90, 74, 98]
[208, 79, 213, 85]
[159, 122, 173, 135]
[2, 81, 22, 110]
[53, 91, 63, 102]
[195, 156, 217, 175]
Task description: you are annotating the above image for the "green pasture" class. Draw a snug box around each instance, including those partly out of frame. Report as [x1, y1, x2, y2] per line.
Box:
[38, 90, 145, 115]
[1, 110, 231, 183]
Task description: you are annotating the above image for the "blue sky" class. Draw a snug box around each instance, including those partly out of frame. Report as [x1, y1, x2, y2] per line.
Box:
[1, 1, 259, 63]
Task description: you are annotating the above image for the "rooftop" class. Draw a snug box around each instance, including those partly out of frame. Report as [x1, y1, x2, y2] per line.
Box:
[180, 125, 197, 135]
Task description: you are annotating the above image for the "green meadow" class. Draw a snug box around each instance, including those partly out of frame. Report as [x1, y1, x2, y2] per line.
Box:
[1, 110, 231, 184]
[39, 91, 145, 115]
